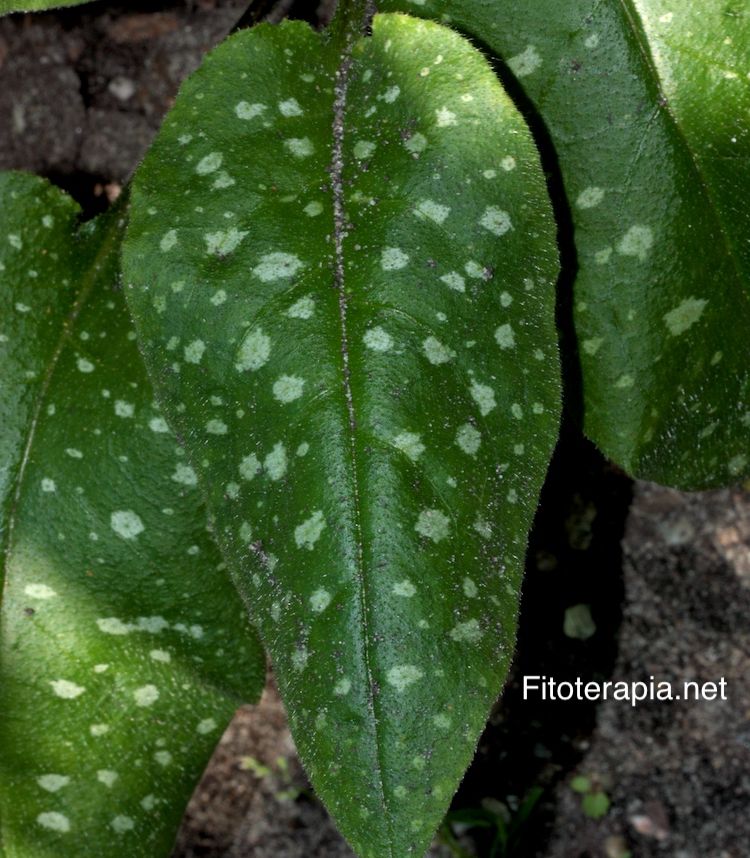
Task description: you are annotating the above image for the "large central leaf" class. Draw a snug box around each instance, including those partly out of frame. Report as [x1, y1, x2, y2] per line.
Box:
[123, 11, 560, 857]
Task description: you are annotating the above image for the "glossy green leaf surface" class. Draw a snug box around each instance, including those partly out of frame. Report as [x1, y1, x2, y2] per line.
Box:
[0, 0, 98, 14]
[123, 12, 560, 857]
[384, 0, 750, 488]
[0, 173, 266, 857]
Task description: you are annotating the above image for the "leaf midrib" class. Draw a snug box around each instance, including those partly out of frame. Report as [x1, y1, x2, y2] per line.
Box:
[0, 212, 124, 604]
[329, 1, 395, 852]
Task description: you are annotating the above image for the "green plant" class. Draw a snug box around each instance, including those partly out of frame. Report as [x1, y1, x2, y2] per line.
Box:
[440, 787, 544, 858]
[0, 1, 747, 857]
[570, 774, 610, 820]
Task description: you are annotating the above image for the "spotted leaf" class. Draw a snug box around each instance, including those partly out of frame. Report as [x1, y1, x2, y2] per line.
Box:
[384, 0, 750, 488]
[0, 173, 266, 857]
[123, 12, 560, 858]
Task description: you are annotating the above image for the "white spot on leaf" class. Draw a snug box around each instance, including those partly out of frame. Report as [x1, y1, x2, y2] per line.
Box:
[206, 419, 228, 435]
[284, 137, 314, 158]
[404, 133, 427, 155]
[295, 510, 326, 550]
[205, 228, 248, 256]
[25, 584, 57, 599]
[253, 252, 303, 282]
[239, 453, 261, 480]
[392, 579, 416, 597]
[236, 328, 271, 371]
[37, 812, 70, 832]
[195, 152, 222, 175]
[264, 443, 288, 481]
[333, 677, 351, 696]
[184, 339, 206, 364]
[50, 679, 85, 699]
[160, 230, 178, 252]
[278, 98, 303, 116]
[435, 106, 457, 127]
[149, 417, 169, 433]
[470, 380, 496, 416]
[235, 101, 266, 120]
[171, 464, 198, 487]
[111, 816, 135, 833]
[273, 375, 305, 403]
[353, 140, 376, 159]
[617, 224, 653, 261]
[508, 45, 542, 77]
[422, 336, 455, 364]
[456, 423, 481, 456]
[494, 323, 515, 349]
[197, 718, 217, 734]
[415, 509, 450, 543]
[114, 400, 134, 418]
[450, 619, 482, 643]
[97, 770, 118, 788]
[110, 510, 144, 540]
[38, 774, 70, 793]
[386, 664, 424, 691]
[440, 271, 465, 292]
[133, 684, 159, 707]
[576, 186, 606, 209]
[415, 199, 450, 225]
[663, 297, 707, 336]
[381, 247, 409, 271]
[304, 201, 323, 217]
[479, 207, 512, 236]
[286, 295, 315, 319]
[582, 337, 604, 356]
[393, 432, 425, 461]
[363, 326, 393, 351]
[310, 589, 331, 612]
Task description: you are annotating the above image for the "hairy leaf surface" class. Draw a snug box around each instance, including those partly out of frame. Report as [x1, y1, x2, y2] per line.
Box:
[123, 12, 560, 857]
[384, 0, 750, 488]
[0, 173, 266, 857]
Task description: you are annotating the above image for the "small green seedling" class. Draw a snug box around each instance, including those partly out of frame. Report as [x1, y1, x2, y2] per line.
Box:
[570, 774, 611, 820]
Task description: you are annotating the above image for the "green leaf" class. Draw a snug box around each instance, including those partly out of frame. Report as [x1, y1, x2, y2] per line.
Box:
[563, 604, 596, 640]
[581, 791, 610, 820]
[0, 0, 98, 14]
[0, 173, 266, 857]
[569, 775, 592, 795]
[123, 12, 560, 857]
[383, 0, 750, 489]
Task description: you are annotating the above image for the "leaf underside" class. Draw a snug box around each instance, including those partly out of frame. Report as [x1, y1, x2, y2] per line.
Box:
[124, 13, 560, 858]
[385, 0, 750, 488]
[0, 173, 266, 858]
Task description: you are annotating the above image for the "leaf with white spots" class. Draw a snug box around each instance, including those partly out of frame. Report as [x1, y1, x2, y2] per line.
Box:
[122, 11, 560, 858]
[384, 0, 750, 488]
[0, 174, 266, 857]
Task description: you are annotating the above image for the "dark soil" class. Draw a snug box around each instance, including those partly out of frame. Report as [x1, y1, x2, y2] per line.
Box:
[2, 3, 748, 857]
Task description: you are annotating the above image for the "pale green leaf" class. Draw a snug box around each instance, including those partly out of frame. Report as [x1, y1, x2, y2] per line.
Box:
[383, 0, 750, 488]
[0, 0, 99, 13]
[123, 13, 560, 857]
[0, 173, 266, 857]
